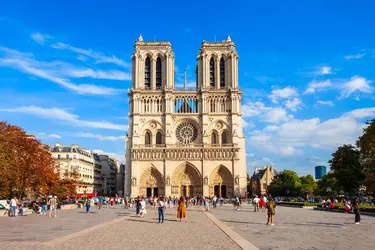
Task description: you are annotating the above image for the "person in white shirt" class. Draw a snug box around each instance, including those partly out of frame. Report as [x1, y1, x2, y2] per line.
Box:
[139, 198, 147, 218]
[213, 196, 218, 209]
[253, 196, 260, 212]
[10, 196, 18, 217]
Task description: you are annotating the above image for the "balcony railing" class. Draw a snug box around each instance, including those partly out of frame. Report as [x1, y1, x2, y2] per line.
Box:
[133, 143, 238, 149]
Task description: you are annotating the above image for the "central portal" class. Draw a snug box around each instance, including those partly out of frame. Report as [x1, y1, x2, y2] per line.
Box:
[172, 162, 202, 197]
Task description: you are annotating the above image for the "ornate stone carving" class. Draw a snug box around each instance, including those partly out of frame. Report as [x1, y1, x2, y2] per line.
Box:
[140, 118, 146, 123]
[216, 122, 223, 130]
[150, 122, 157, 130]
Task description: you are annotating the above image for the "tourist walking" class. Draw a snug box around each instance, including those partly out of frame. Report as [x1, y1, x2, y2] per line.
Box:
[139, 197, 147, 218]
[10, 196, 18, 217]
[353, 200, 361, 224]
[253, 195, 260, 212]
[266, 198, 275, 225]
[98, 196, 103, 209]
[213, 196, 217, 209]
[86, 198, 91, 214]
[260, 196, 265, 212]
[157, 196, 165, 223]
[204, 197, 210, 212]
[177, 196, 187, 222]
[49, 196, 57, 218]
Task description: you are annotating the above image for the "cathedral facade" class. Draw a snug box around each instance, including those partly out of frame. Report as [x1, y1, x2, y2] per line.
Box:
[125, 35, 247, 198]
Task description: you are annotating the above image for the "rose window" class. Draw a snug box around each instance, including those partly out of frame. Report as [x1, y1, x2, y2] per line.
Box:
[176, 122, 198, 144]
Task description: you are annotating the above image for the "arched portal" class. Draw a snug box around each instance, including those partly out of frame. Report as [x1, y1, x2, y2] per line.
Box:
[139, 166, 164, 197]
[171, 162, 202, 197]
[209, 165, 233, 198]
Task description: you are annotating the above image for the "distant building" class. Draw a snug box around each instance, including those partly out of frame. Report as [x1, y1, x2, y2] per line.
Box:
[250, 166, 277, 196]
[116, 164, 125, 197]
[315, 166, 326, 180]
[92, 153, 103, 194]
[48, 143, 96, 197]
[99, 155, 118, 196]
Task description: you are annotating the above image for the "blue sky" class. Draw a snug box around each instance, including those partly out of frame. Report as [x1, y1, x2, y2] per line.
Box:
[0, 1, 374, 176]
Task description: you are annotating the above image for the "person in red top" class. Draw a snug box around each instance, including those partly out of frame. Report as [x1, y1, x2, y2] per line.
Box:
[260, 196, 265, 212]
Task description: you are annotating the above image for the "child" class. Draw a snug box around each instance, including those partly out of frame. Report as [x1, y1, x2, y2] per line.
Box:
[267, 199, 275, 225]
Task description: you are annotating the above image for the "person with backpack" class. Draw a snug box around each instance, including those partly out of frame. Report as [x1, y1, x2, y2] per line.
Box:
[266, 198, 276, 225]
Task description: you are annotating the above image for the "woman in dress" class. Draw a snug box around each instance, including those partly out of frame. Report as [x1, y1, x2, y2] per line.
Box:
[139, 197, 147, 218]
[177, 196, 187, 222]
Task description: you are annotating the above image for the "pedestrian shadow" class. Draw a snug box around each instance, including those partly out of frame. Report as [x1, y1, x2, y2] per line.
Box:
[76, 212, 97, 214]
[127, 219, 158, 224]
[222, 220, 344, 228]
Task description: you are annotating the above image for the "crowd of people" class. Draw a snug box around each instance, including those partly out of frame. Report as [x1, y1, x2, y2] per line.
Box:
[3, 193, 362, 225]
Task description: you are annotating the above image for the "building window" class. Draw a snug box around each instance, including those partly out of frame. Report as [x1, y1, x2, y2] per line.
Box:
[221, 131, 227, 144]
[263, 183, 267, 190]
[156, 131, 162, 145]
[145, 132, 151, 145]
[145, 57, 151, 89]
[220, 58, 225, 88]
[211, 132, 218, 145]
[66, 154, 69, 159]
[156, 57, 162, 89]
[210, 58, 215, 88]
[58, 154, 61, 159]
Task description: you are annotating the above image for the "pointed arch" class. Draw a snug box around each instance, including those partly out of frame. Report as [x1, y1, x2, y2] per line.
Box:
[220, 57, 225, 88]
[156, 57, 162, 89]
[171, 162, 202, 197]
[209, 165, 233, 197]
[211, 130, 218, 145]
[156, 131, 163, 145]
[145, 57, 151, 89]
[139, 166, 165, 196]
[209, 57, 215, 88]
[221, 130, 228, 144]
[145, 130, 152, 145]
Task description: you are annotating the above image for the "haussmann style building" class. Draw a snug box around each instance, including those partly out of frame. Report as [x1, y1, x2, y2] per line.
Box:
[125, 35, 247, 198]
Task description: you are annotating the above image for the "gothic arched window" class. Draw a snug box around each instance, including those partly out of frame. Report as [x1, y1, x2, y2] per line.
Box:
[211, 131, 218, 145]
[145, 57, 151, 89]
[156, 131, 162, 145]
[156, 57, 162, 89]
[145, 131, 151, 145]
[210, 58, 215, 88]
[220, 58, 225, 88]
[221, 131, 228, 144]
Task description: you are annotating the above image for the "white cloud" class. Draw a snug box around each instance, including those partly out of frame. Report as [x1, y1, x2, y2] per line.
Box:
[340, 76, 373, 98]
[247, 107, 375, 157]
[75, 132, 125, 141]
[0, 106, 128, 131]
[48, 133, 61, 139]
[304, 80, 332, 94]
[242, 101, 290, 124]
[268, 86, 298, 103]
[0, 47, 124, 95]
[318, 66, 333, 75]
[63, 68, 131, 80]
[51, 42, 130, 68]
[248, 157, 275, 168]
[91, 149, 125, 163]
[263, 107, 289, 123]
[344, 53, 366, 60]
[31, 32, 52, 44]
[284, 98, 302, 111]
[315, 100, 334, 107]
[242, 119, 255, 129]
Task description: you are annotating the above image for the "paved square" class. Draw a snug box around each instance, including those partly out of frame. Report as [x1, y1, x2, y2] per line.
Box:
[210, 204, 375, 250]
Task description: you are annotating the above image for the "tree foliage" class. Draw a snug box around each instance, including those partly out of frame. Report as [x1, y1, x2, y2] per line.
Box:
[357, 119, 375, 193]
[268, 170, 302, 196]
[316, 172, 340, 196]
[0, 121, 77, 199]
[329, 144, 364, 196]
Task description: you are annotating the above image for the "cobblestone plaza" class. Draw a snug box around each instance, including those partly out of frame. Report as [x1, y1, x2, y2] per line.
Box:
[1, 204, 374, 250]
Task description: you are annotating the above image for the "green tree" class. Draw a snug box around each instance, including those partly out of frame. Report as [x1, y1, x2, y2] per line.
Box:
[299, 174, 317, 198]
[316, 172, 339, 197]
[356, 119, 375, 193]
[329, 144, 364, 197]
[268, 170, 301, 196]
